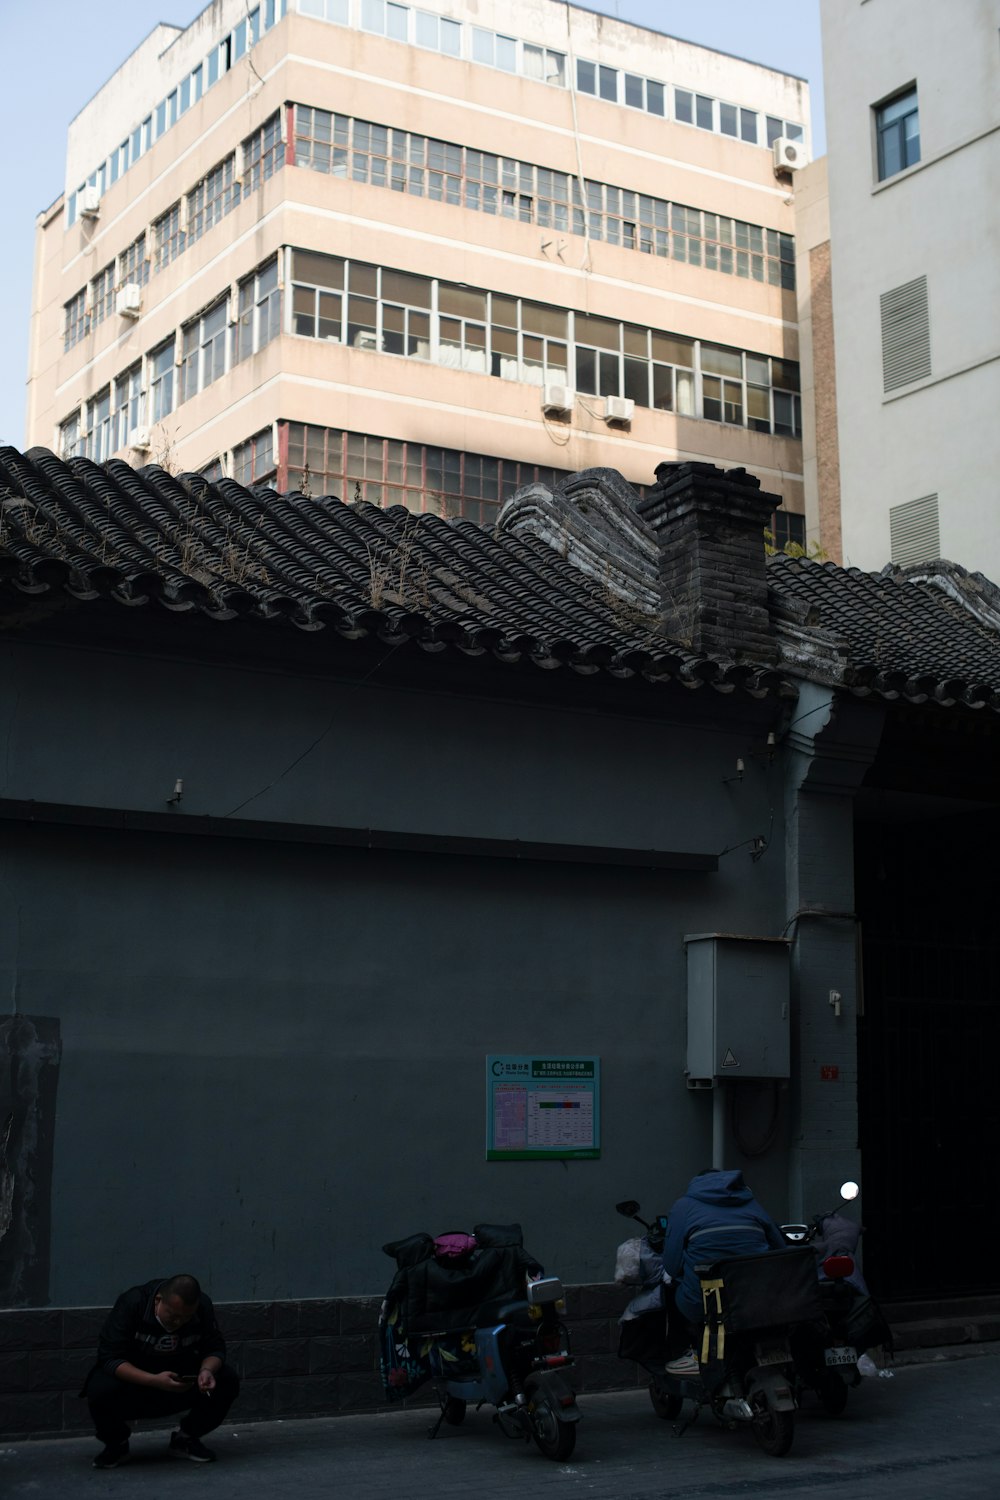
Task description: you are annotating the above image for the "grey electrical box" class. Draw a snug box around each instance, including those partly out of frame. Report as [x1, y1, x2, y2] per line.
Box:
[685, 934, 790, 1082]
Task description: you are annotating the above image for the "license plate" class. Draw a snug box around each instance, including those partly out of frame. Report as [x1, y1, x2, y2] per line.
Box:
[755, 1345, 791, 1367]
[825, 1346, 858, 1367]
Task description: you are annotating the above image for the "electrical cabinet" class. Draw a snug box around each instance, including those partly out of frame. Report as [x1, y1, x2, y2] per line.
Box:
[685, 934, 790, 1083]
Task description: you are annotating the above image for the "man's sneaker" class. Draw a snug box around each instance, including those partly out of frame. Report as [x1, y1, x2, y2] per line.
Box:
[664, 1349, 701, 1376]
[93, 1442, 130, 1469]
[169, 1431, 216, 1463]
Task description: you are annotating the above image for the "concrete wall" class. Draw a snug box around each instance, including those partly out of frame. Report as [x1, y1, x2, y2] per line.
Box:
[0, 628, 795, 1308]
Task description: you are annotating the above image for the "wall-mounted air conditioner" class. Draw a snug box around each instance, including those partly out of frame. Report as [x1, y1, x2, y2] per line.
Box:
[541, 383, 574, 416]
[353, 330, 379, 351]
[603, 395, 634, 424]
[129, 427, 151, 453]
[116, 284, 142, 318]
[773, 137, 806, 173]
[79, 186, 101, 219]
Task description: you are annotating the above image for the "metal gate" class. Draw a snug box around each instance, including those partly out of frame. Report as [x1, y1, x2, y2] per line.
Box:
[855, 814, 1000, 1302]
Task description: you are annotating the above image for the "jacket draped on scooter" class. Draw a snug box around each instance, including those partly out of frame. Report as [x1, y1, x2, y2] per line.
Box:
[662, 1170, 785, 1323]
[382, 1223, 543, 1335]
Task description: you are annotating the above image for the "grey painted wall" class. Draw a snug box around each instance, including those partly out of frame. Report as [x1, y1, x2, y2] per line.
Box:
[0, 632, 794, 1307]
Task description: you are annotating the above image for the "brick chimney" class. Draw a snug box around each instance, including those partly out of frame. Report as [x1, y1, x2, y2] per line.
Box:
[635, 461, 780, 663]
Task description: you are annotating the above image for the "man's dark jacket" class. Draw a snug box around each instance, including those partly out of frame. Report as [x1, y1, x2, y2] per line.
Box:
[662, 1170, 785, 1322]
[81, 1278, 227, 1394]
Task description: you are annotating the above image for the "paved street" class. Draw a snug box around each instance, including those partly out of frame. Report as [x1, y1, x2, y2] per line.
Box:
[3, 1350, 999, 1499]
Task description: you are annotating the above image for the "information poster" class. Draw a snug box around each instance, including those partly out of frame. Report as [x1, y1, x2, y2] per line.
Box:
[486, 1056, 600, 1160]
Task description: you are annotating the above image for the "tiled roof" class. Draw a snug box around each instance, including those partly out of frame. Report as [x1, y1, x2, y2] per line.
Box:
[3, 446, 1000, 714]
[769, 554, 1000, 710]
[0, 448, 788, 700]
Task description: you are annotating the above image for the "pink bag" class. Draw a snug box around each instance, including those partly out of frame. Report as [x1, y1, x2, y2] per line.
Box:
[433, 1231, 478, 1261]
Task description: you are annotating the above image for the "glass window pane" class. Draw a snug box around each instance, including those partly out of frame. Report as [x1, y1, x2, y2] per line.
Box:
[650, 332, 693, 367]
[577, 59, 596, 94]
[293, 251, 344, 287]
[720, 102, 738, 137]
[521, 301, 566, 337]
[740, 108, 758, 144]
[439, 284, 487, 318]
[674, 88, 693, 124]
[574, 312, 619, 350]
[599, 65, 617, 101]
[696, 95, 713, 130]
[701, 343, 742, 378]
[381, 270, 431, 306]
[625, 73, 643, 109]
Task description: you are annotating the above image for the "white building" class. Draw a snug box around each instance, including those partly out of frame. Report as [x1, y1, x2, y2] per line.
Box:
[819, 0, 1000, 573]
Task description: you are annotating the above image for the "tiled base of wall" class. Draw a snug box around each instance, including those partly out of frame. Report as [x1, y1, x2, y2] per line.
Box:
[0, 1283, 643, 1440]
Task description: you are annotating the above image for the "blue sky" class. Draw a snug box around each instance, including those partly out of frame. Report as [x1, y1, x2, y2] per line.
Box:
[0, 0, 824, 447]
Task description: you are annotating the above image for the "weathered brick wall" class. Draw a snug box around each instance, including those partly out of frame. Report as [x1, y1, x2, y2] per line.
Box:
[0, 1283, 641, 1440]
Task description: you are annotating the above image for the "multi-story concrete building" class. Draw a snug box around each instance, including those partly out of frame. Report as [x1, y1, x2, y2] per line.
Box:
[27, 0, 810, 532]
[815, 0, 1000, 574]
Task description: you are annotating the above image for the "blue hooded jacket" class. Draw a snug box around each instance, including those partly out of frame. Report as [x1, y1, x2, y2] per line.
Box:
[662, 1169, 785, 1322]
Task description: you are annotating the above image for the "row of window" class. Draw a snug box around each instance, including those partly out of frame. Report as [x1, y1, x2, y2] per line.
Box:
[292, 105, 796, 288]
[58, 245, 802, 463]
[288, 250, 803, 433]
[63, 118, 284, 351]
[67, 0, 287, 226]
[239, 421, 807, 545]
[294, 0, 805, 146]
[60, 260, 281, 459]
[60, 403, 808, 549]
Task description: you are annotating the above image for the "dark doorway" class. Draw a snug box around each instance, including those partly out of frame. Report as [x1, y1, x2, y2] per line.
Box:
[855, 805, 1000, 1302]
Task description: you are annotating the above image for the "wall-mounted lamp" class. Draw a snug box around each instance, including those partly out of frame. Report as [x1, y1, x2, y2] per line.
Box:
[723, 757, 745, 785]
[166, 778, 183, 807]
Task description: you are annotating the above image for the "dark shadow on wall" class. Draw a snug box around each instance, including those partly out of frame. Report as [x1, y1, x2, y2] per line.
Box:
[0, 1017, 61, 1307]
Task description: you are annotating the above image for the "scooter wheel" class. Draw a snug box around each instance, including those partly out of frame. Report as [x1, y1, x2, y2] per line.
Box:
[648, 1382, 682, 1420]
[751, 1407, 794, 1457]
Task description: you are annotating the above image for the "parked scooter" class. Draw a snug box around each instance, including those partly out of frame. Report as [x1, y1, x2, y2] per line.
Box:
[614, 1199, 824, 1457]
[781, 1182, 894, 1413]
[379, 1224, 580, 1461]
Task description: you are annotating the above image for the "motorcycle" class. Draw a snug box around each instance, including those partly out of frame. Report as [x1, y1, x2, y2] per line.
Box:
[781, 1182, 894, 1413]
[615, 1199, 824, 1457]
[379, 1223, 580, 1462]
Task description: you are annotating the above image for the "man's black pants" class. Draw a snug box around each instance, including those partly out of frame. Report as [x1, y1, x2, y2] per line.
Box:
[86, 1366, 240, 1447]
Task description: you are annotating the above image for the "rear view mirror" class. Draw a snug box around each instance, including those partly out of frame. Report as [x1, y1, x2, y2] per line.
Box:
[526, 1275, 563, 1306]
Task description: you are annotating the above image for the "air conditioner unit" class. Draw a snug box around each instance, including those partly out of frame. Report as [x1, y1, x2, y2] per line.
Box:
[353, 329, 379, 351]
[78, 186, 101, 218]
[603, 395, 634, 424]
[773, 137, 806, 172]
[129, 427, 151, 452]
[541, 383, 574, 416]
[116, 284, 142, 318]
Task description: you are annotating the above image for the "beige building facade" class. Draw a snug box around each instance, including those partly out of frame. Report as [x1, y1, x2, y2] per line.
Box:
[28, 0, 810, 529]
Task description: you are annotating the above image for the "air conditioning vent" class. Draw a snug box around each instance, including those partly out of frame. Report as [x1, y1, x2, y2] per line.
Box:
[890, 493, 940, 567]
[541, 383, 574, 416]
[116, 284, 142, 318]
[128, 427, 151, 452]
[772, 137, 806, 173]
[881, 276, 931, 392]
[79, 186, 101, 218]
[603, 395, 634, 424]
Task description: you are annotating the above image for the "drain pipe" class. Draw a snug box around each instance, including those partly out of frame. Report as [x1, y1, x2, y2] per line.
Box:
[712, 1082, 725, 1168]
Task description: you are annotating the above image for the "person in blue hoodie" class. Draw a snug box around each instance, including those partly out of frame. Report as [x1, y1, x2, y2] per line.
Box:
[661, 1168, 785, 1375]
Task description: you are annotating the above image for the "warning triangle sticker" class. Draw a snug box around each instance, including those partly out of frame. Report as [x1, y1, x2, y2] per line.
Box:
[721, 1049, 740, 1068]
